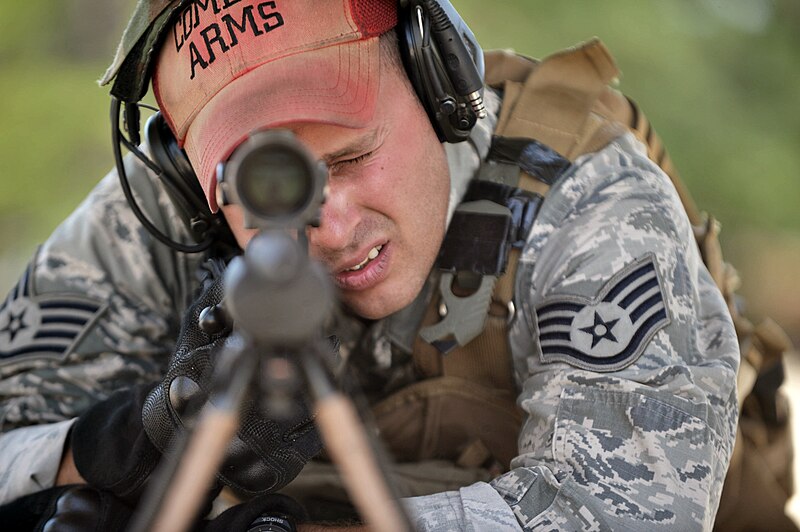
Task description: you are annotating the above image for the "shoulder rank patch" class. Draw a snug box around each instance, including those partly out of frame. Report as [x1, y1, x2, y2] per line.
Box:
[534, 254, 670, 372]
[0, 259, 106, 365]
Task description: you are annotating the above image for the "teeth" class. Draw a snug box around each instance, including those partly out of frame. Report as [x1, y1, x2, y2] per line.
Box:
[347, 245, 383, 272]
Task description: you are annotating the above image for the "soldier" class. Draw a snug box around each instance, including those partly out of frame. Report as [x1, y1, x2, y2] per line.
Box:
[0, 0, 741, 530]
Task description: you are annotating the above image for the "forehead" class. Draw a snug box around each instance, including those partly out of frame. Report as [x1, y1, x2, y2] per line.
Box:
[282, 61, 417, 158]
[287, 122, 380, 162]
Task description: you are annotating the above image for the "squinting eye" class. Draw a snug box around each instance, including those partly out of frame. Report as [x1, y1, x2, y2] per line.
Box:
[329, 151, 375, 175]
[341, 152, 372, 166]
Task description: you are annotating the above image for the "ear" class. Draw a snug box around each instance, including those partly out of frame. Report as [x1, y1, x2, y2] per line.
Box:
[144, 112, 226, 237]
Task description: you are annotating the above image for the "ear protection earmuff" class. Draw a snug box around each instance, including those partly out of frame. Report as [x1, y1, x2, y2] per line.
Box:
[398, 0, 486, 143]
[113, 0, 485, 252]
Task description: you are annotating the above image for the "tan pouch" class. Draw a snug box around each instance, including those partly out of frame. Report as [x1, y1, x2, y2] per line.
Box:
[372, 376, 522, 470]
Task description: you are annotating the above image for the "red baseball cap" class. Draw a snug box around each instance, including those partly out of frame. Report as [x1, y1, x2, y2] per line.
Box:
[153, 0, 397, 211]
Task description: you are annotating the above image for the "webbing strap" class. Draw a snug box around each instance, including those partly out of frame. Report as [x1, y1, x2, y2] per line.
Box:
[412, 248, 521, 390]
[493, 38, 624, 160]
[623, 98, 701, 226]
[413, 39, 627, 387]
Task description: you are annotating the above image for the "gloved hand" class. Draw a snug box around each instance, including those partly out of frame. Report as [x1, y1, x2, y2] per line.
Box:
[34, 485, 132, 532]
[142, 257, 323, 496]
[70, 257, 324, 505]
[0, 484, 305, 532]
[0, 484, 131, 532]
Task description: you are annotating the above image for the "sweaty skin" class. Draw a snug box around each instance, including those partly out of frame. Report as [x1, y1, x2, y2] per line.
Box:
[220, 58, 451, 320]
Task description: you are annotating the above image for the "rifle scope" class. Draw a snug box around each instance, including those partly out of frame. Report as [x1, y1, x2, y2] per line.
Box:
[216, 130, 327, 231]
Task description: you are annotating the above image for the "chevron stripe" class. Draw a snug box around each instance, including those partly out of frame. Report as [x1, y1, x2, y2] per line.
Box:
[535, 255, 670, 372]
[0, 260, 105, 363]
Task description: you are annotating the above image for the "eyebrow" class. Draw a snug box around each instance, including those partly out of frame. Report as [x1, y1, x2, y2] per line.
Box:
[321, 129, 379, 165]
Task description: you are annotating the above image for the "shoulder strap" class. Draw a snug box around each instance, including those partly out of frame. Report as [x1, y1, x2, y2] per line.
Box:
[412, 42, 599, 386]
[484, 38, 728, 306]
[489, 38, 626, 161]
[486, 39, 699, 221]
[414, 39, 639, 386]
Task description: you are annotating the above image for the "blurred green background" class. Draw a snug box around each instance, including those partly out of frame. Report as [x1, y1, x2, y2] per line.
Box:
[0, 0, 798, 342]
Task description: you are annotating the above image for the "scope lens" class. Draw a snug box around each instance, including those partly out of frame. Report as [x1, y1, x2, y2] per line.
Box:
[237, 147, 312, 218]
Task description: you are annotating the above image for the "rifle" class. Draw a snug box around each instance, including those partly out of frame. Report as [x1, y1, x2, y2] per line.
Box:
[129, 130, 412, 532]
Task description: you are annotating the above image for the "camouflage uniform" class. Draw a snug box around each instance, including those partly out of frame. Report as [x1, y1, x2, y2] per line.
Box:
[402, 130, 739, 530]
[0, 155, 205, 502]
[0, 83, 738, 530]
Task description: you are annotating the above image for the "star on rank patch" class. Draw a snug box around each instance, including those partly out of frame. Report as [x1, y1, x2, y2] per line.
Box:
[534, 254, 670, 372]
[0, 259, 105, 365]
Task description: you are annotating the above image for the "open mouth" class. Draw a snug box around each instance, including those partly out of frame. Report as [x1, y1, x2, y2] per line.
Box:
[344, 244, 383, 272]
[334, 242, 391, 292]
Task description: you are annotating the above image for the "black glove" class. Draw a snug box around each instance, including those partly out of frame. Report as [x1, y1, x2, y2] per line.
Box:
[70, 258, 323, 504]
[70, 383, 170, 505]
[142, 257, 323, 497]
[0, 484, 132, 532]
[0, 484, 304, 532]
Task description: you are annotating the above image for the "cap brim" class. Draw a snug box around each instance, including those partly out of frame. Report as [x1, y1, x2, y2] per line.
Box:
[183, 37, 380, 212]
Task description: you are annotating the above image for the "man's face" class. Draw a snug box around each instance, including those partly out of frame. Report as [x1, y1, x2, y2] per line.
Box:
[220, 62, 450, 319]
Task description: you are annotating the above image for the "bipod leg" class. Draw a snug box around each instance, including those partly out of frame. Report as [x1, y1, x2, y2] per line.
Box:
[128, 337, 257, 532]
[300, 344, 413, 532]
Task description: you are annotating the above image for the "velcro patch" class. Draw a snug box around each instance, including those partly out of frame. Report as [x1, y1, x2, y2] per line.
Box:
[534, 254, 670, 372]
[0, 260, 105, 365]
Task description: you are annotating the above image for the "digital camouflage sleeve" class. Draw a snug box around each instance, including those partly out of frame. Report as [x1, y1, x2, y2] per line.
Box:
[0, 158, 205, 503]
[403, 133, 739, 531]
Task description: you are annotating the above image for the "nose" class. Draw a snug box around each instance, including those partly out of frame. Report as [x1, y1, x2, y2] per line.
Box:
[306, 180, 359, 254]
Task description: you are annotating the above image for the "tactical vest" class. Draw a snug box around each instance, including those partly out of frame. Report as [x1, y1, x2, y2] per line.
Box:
[371, 39, 797, 530]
